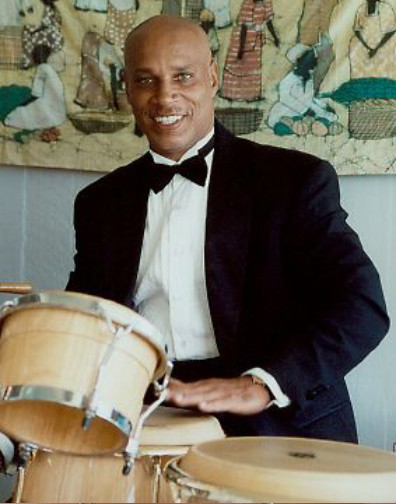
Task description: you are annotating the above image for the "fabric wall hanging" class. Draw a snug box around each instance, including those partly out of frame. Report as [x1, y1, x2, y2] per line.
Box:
[0, 0, 395, 175]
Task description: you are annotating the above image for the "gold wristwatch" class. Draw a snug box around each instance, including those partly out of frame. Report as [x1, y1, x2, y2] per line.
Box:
[250, 374, 267, 388]
[249, 374, 275, 401]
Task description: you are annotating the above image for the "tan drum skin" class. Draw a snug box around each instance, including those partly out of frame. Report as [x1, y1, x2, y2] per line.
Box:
[18, 406, 225, 503]
[167, 436, 396, 503]
[0, 291, 167, 455]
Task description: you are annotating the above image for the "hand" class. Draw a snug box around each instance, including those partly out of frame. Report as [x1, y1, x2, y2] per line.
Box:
[166, 376, 272, 415]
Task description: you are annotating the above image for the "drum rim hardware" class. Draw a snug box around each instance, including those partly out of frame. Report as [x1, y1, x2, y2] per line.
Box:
[165, 458, 259, 503]
[0, 383, 132, 442]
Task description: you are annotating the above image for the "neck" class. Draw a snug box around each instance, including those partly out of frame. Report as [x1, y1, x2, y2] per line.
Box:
[150, 129, 215, 164]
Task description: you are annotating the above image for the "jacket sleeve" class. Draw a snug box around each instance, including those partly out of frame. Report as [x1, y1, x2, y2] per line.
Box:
[66, 187, 104, 297]
[262, 160, 390, 408]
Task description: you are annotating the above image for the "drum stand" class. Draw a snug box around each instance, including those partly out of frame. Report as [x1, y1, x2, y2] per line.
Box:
[0, 283, 33, 295]
[12, 442, 37, 504]
[148, 455, 163, 503]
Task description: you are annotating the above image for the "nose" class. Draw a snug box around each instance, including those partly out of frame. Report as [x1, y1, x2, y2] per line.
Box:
[153, 79, 177, 105]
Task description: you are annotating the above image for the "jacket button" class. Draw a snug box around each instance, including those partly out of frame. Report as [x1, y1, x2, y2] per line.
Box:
[306, 384, 327, 400]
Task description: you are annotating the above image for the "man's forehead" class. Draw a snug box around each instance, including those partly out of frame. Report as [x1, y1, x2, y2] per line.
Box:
[129, 45, 210, 72]
[125, 23, 212, 70]
[127, 22, 208, 54]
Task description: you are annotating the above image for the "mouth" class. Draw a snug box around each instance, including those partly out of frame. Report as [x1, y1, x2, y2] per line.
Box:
[153, 115, 184, 126]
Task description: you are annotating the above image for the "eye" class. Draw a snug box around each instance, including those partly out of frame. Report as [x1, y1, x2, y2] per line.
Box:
[135, 76, 154, 87]
[175, 72, 193, 83]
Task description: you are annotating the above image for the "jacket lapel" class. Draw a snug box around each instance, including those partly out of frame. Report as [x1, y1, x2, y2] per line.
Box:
[104, 154, 151, 306]
[205, 123, 253, 358]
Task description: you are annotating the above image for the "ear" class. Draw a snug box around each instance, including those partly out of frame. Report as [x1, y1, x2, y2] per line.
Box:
[210, 59, 219, 97]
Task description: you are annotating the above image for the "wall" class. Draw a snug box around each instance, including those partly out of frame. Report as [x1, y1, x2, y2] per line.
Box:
[0, 165, 395, 452]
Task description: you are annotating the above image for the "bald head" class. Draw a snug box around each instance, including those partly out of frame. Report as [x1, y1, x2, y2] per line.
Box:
[124, 15, 212, 69]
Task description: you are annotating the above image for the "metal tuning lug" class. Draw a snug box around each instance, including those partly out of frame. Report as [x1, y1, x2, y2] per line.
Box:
[82, 408, 96, 430]
[13, 443, 38, 504]
[153, 360, 174, 397]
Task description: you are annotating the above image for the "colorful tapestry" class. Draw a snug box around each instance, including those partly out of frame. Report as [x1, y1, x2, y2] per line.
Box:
[0, 0, 395, 175]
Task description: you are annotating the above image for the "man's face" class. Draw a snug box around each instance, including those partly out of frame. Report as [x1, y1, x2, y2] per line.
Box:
[124, 21, 218, 161]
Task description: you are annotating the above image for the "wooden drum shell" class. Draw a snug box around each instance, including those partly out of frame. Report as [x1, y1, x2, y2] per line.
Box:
[0, 291, 167, 455]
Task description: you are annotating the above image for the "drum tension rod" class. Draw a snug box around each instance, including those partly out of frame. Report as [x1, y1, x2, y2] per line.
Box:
[122, 361, 174, 476]
[82, 315, 129, 431]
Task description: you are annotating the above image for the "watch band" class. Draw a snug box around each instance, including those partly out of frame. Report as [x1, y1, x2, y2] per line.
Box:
[250, 374, 267, 388]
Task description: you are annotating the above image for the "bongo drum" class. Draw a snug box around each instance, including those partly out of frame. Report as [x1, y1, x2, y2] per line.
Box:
[166, 436, 396, 503]
[17, 406, 225, 503]
[0, 291, 168, 455]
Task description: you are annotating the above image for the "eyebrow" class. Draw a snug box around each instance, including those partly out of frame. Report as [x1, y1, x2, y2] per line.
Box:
[132, 63, 198, 74]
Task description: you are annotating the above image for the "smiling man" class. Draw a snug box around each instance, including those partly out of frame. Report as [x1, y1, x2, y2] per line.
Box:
[123, 15, 218, 161]
[67, 15, 389, 441]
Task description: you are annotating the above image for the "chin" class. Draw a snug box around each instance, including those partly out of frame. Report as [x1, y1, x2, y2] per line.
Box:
[152, 136, 193, 157]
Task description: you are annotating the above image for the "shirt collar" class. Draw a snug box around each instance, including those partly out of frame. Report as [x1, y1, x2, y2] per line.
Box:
[150, 128, 215, 166]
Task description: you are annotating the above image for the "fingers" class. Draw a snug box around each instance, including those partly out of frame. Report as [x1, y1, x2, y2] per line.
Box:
[166, 377, 271, 415]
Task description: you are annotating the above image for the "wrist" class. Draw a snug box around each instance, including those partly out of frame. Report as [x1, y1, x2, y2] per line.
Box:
[248, 374, 275, 401]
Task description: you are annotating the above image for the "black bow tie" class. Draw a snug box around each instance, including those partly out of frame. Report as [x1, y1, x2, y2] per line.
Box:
[148, 136, 214, 194]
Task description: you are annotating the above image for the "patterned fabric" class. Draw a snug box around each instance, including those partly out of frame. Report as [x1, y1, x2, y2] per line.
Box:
[349, 1, 396, 79]
[4, 63, 66, 130]
[185, 0, 204, 20]
[297, 0, 339, 46]
[74, 0, 108, 12]
[21, 5, 64, 68]
[204, 0, 231, 28]
[161, 0, 181, 15]
[0, 85, 31, 121]
[0, 27, 23, 70]
[74, 32, 109, 110]
[221, 0, 274, 101]
[104, 2, 137, 47]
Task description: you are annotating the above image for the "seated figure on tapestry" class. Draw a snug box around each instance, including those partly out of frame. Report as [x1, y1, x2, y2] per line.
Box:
[4, 43, 66, 132]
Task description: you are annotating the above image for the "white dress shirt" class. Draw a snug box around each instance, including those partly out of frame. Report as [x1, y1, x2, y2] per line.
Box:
[133, 129, 290, 408]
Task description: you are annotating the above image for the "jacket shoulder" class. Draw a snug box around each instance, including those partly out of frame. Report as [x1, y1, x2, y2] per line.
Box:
[215, 120, 334, 179]
[75, 154, 149, 204]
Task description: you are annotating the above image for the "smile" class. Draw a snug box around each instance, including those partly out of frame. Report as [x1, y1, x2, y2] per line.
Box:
[154, 115, 183, 125]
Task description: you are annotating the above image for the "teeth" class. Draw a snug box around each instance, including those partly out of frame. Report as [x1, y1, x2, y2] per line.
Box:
[154, 115, 182, 125]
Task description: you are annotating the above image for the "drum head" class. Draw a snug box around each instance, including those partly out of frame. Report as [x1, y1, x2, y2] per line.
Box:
[139, 406, 224, 453]
[177, 436, 396, 502]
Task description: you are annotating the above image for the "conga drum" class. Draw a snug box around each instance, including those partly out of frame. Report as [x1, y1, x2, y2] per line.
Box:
[0, 291, 168, 455]
[17, 406, 225, 503]
[166, 436, 396, 503]
[134, 406, 224, 503]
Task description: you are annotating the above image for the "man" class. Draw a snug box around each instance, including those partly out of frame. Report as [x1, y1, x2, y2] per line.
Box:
[67, 15, 389, 441]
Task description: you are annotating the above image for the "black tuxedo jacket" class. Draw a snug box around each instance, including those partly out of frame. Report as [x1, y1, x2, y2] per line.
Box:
[67, 121, 389, 441]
